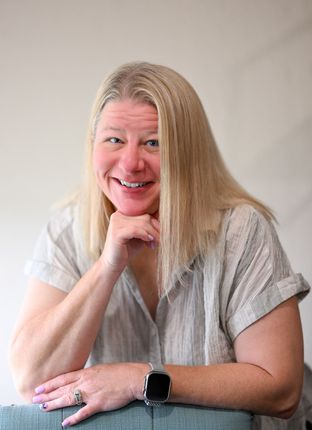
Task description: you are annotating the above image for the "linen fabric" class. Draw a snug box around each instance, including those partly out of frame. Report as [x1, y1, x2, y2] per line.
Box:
[24, 203, 310, 429]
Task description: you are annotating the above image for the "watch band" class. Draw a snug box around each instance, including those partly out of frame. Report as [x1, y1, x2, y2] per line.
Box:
[144, 398, 164, 407]
[148, 362, 164, 371]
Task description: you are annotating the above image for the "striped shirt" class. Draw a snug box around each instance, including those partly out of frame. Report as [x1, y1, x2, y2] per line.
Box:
[25, 203, 310, 429]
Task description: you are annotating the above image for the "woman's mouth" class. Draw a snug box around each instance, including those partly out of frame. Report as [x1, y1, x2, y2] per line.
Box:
[119, 179, 150, 188]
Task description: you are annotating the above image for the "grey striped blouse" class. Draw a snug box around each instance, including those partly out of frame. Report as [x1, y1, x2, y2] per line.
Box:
[25, 203, 310, 429]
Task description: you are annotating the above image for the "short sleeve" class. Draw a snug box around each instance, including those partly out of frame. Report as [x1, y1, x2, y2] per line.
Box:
[24, 205, 81, 293]
[221, 205, 310, 341]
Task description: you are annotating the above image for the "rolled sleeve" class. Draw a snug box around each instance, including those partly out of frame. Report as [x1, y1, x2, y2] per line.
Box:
[227, 273, 310, 341]
[221, 205, 310, 341]
[24, 206, 81, 293]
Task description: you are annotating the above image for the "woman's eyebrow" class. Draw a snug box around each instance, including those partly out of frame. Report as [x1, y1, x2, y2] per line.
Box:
[143, 130, 158, 135]
[101, 127, 158, 135]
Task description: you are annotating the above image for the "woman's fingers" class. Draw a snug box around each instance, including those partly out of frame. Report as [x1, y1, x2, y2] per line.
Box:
[32, 371, 82, 411]
[101, 211, 160, 270]
[33, 364, 141, 426]
[62, 403, 98, 427]
[37, 390, 75, 411]
[34, 371, 80, 394]
[33, 385, 78, 409]
[110, 212, 160, 243]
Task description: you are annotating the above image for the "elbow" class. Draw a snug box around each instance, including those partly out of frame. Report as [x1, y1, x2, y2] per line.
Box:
[15, 384, 35, 404]
[10, 366, 36, 403]
[274, 401, 299, 420]
[9, 344, 36, 403]
[10, 369, 36, 404]
[270, 379, 302, 419]
[275, 394, 301, 420]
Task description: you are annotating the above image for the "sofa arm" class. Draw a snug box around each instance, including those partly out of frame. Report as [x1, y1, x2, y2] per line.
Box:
[0, 401, 252, 429]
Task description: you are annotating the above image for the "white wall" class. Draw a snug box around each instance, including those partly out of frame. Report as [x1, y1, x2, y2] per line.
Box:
[0, 0, 311, 404]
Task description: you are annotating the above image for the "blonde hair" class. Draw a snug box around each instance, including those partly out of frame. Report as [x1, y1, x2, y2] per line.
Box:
[80, 61, 273, 291]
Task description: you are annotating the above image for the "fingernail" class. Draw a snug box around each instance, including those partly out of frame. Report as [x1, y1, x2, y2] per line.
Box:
[32, 395, 42, 404]
[39, 403, 48, 410]
[62, 419, 70, 427]
[35, 386, 45, 394]
[150, 241, 157, 249]
[148, 234, 154, 241]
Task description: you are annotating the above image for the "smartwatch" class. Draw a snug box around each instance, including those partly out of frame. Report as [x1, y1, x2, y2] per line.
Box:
[143, 363, 171, 407]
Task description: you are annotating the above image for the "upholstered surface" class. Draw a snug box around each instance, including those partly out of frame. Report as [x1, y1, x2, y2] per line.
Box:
[0, 401, 252, 429]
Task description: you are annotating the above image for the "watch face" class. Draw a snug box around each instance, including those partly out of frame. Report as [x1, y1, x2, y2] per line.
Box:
[145, 372, 171, 401]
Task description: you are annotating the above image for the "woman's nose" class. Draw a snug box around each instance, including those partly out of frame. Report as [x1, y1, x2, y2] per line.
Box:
[119, 144, 145, 173]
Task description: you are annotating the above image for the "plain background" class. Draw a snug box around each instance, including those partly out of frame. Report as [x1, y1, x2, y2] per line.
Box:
[0, 0, 311, 404]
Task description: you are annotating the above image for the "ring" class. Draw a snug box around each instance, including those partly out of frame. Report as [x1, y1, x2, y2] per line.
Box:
[73, 389, 83, 406]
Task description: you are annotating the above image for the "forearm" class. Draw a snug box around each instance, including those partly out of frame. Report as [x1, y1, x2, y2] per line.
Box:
[10, 260, 121, 398]
[164, 363, 302, 419]
[162, 299, 304, 418]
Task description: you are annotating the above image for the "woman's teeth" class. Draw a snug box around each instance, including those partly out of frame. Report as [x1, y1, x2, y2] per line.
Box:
[119, 179, 148, 188]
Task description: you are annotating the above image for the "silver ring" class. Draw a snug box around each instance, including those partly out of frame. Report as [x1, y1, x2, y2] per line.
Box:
[73, 389, 83, 406]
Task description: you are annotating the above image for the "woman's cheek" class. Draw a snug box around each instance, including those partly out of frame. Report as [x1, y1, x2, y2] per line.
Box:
[92, 148, 109, 172]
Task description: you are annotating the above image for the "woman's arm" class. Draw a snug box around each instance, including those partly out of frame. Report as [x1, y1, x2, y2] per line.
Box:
[9, 211, 160, 400]
[165, 296, 303, 418]
[9, 261, 120, 400]
[31, 296, 303, 427]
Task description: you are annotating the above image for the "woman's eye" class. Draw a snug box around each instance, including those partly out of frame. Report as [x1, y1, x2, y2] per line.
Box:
[107, 137, 122, 144]
[146, 139, 159, 148]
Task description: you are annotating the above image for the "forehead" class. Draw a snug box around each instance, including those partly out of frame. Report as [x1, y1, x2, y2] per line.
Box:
[98, 99, 158, 132]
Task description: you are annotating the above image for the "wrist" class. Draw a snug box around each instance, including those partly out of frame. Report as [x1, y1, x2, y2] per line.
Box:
[93, 257, 123, 283]
[129, 363, 151, 401]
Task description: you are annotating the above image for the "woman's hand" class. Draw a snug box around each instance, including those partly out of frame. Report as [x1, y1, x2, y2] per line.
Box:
[100, 211, 160, 273]
[32, 363, 147, 427]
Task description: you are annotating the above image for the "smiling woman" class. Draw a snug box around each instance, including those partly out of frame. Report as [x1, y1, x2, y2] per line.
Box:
[8, 62, 310, 429]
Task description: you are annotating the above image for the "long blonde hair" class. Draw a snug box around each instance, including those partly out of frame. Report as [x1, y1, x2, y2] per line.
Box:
[80, 61, 273, 290]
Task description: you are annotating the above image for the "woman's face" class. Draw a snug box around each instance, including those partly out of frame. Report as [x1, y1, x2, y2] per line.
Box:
[93, 99, 160, 216]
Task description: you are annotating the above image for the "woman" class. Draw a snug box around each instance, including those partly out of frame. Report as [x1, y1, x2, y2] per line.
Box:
[9, 62, 310, 428]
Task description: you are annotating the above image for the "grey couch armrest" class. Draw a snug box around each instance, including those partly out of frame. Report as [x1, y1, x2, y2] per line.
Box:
[0, 401, 252, 429]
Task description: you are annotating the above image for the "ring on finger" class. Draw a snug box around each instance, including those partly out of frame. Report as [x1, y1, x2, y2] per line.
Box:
[73, 389, 83, 406]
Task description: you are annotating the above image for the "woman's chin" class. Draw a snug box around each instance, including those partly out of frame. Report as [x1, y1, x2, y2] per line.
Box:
[117, 205, 159, 217]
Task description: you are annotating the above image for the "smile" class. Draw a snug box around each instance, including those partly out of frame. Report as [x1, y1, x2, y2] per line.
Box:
[119, 179, 149, 188]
